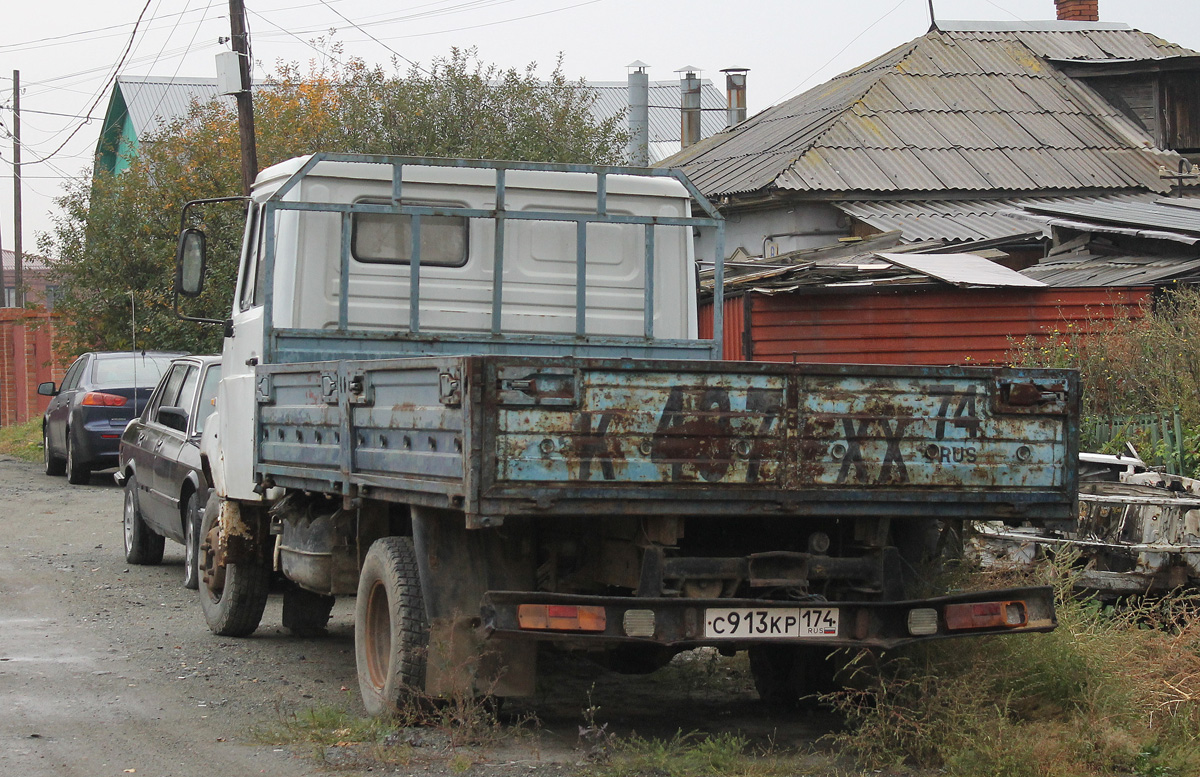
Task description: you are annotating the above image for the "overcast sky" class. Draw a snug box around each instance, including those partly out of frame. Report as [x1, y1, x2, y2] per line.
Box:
[1, 0, 1198, 253]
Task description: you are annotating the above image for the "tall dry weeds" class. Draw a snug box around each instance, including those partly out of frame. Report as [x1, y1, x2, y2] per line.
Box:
[824, 558, 1200, 776]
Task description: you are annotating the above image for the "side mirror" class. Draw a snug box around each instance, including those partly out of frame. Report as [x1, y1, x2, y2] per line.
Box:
[37, 381, 57, 396]
[176, 228, 207, 298]
[156, 406, 189, 433]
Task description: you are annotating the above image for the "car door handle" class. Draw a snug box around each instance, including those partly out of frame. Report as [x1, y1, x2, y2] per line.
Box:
[155, 440, 164, 449]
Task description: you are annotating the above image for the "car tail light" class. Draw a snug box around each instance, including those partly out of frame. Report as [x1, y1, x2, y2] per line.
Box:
[81, 392, 127, 407]
[517, 604, 606, 632]
[944, 601, 1027, 631]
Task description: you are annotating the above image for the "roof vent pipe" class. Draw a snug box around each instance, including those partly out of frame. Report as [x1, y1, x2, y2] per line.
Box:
[677, 65, 702, 149]
[721, 68, 749, 128]
[627, 61, 650, 166]
[1055, 0, 1099, 21]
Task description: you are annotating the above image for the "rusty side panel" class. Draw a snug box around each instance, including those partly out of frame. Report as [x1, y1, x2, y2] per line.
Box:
[493, 364, 1072, 492]
[496, 369, 787, 485]
[255, 355, 1076, 518]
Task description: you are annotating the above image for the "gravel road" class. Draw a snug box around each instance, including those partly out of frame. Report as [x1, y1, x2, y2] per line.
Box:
[0, 455, 835, 776]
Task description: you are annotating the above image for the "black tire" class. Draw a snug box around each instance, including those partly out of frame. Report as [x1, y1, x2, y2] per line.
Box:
[43, 428, 65, 476]
[123, 474, 165, 565]
[65, 433, 90, 485]
[182, 491, 202, 590]
[199, 494, 271, 637]
[748, 644, 842, 709]
[282, 585, 336, 637]
[355, 536, 429, 716]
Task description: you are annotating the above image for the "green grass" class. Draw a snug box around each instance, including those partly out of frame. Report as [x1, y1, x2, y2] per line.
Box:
[592, 730, 816, 777]
[0, 418, 42, 462]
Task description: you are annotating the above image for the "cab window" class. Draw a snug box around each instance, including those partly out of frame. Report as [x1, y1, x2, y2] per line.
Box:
[351, 200, 468, 266]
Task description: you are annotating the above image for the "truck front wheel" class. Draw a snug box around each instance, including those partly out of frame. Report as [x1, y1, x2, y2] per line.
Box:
[198, 494, 271, 637]
[355, 537, 429, 716]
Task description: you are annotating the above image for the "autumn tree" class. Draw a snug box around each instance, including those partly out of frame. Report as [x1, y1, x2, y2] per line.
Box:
[42, 48, 630, 354]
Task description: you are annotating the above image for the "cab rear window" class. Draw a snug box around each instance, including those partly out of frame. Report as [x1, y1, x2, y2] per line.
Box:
[351, 200, 467, 267]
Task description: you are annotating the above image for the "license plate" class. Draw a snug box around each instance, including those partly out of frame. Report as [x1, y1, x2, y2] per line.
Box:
[704, 607, 839, 639]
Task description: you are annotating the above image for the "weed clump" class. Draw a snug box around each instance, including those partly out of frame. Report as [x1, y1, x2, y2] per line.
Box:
[825, 560, 1200, 776]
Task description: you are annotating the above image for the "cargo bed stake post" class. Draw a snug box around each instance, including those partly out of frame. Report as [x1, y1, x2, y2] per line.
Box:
[644, 223, 655, 338]
[491, 169, 507, 335]
[410, 213, 422, 333]
[576, 219, 588, 336]
[338, 212, 352, 330]
[712, 221, 725, 358]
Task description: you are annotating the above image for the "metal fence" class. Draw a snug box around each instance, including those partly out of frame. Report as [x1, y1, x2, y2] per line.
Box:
[1083, 407, 1187, 475]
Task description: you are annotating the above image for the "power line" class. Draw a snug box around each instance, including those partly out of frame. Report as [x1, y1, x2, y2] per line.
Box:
[22, 0, 157, 166]
[771, 0, 913, 105]
[315, 0, 426, 73]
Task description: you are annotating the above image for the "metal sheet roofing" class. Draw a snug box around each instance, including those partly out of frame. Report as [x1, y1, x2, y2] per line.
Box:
[834, 191, 1172, 243]
[1021, 253, 1200, 287]
[587, 79, 726, 146]
[878, 252, 1046, 286]
[113, 75, 725, 164]
[1022, 197, 1200, 235]
[665, 25, 1195, 199]
[116, 76, 229, 136]
[836, 199, 1044, 242]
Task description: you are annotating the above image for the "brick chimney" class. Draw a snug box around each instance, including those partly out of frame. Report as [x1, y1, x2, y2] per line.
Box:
[1055, 0, 1098, 21]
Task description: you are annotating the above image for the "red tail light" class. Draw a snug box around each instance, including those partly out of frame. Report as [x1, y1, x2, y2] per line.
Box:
[81, 392, 127, 407]
[944, 600, 1027, 631]
[517, 604, 607, 632]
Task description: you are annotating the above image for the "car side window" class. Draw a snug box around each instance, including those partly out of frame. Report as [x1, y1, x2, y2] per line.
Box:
[148, 365, 189, 424]
[176, 366, 200, 411]
[60, 357, 86, 392]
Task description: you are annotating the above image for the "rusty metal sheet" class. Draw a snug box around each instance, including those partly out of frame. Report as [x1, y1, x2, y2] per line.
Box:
[793, 375, 1067, 489]
[495, 370, 788, 485]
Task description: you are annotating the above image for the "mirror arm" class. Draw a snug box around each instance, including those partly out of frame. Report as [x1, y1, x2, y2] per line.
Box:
[173, 196, 250, 325]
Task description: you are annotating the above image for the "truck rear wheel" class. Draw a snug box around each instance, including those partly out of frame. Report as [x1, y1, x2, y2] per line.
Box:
[199, 494, 271, 637]
[355, 537, 429, 716]
[748, 645, 841, 708]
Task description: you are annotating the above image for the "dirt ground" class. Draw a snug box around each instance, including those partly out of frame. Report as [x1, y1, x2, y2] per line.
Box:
[0, 455, 839, 776]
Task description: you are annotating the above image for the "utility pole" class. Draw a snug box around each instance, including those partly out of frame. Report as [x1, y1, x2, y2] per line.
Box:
[12, 69, 23, 308]
[228, 0, 258, 196]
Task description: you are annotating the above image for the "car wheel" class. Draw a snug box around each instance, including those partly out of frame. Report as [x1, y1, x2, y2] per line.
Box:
[199, 493, 271, 637]
[355, 537, 429, 716]
[43, 428, 65, 476]
[65, 433, 90, 485]
[282, 584, 336, 637]
[183, 492, 202, 590]
[123, 474, 165, 565]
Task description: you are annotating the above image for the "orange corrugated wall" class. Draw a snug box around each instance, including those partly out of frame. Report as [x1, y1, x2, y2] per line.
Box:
[699, 287, 1151, 365]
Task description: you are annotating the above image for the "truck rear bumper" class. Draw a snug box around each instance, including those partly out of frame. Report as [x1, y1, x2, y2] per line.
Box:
[481, 586, 1056, 651]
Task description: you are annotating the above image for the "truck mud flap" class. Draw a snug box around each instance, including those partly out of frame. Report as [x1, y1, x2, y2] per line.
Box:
[480, 586, 1056, 650]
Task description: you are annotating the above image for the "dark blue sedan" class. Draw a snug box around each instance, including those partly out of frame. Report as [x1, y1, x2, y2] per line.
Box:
[40, 351, 182, 484]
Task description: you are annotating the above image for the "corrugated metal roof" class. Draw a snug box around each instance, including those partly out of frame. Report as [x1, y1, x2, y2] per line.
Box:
[1, 248, 50, 272]
[878, 252, 1046, 286]
[1022, 253, 1200, 286]
[587, 79, 726, 144]
[836, 199, 1044, 242]
[116, 76, 230, 136]
[114, 75, 724, 163]
[1023, 198, 1200, 235]
[834, 191, 1169, 243]
[666, 25, 1195, 199]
